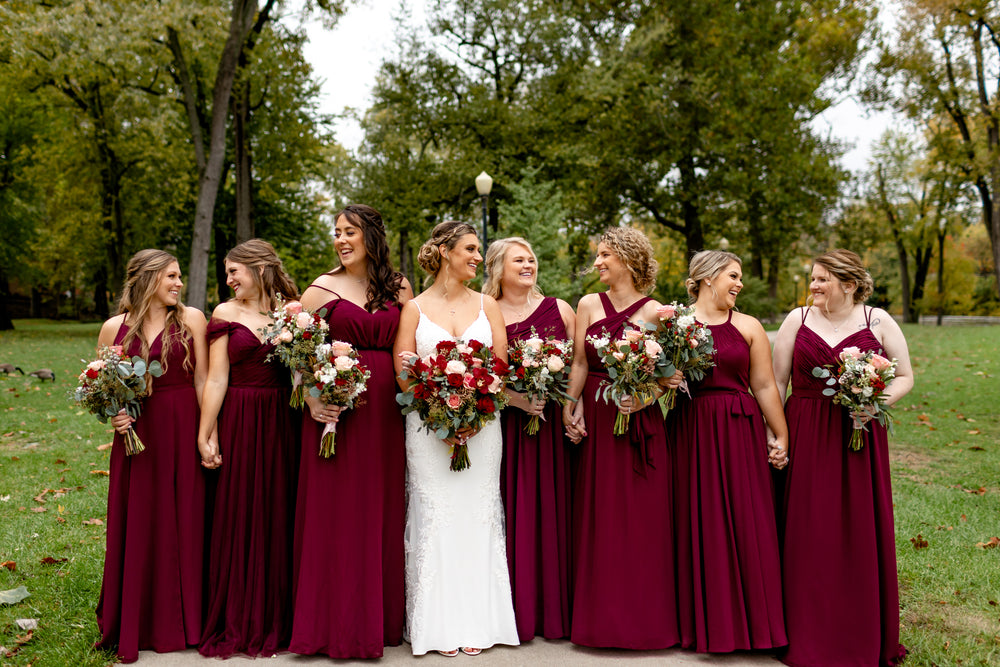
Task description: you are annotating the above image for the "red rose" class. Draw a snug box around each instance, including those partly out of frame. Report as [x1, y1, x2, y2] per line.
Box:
[303, 331, 312, 340]
[86, 368, 99, 379]
[335, 378, 347, 386]
[447, 373, 464, 388]
[492, 358, 509, 375]
[413, 384, 429, 400]
[468, 339, 484, 353]
[437, 340, 457, 353]
[476, 397, 496, 414]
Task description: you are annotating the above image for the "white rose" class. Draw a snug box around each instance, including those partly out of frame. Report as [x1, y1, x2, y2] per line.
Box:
[334, 356, 356, 372]
[546, 355, 565, 373]
[526, 337, 543, 352]
[445, 359, 467, 374]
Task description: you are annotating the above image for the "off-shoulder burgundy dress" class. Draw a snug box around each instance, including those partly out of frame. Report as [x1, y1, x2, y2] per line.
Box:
[666, 310, 786, 652]
[96, 323, 206, 663]
[199, 319, 300, 657]
[570, 292, 680, 649]
[289, 290, 406, 658]
[781, 306, 905, 666]
[500, 296, 573, 641]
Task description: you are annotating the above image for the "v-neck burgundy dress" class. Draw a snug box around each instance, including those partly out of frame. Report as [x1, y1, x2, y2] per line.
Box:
[96, 323, 207, 663]
[780, 307, 905, 667]
[289, 291, 406, 658]
[570, 292, 679, 649]
[199, 319, 300, 657]
[500, 296, 573, 641]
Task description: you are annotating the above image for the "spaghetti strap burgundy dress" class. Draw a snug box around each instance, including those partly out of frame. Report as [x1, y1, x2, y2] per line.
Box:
[666, 310, 786, 653]
[570, 292, 679, 649]
[500, 296, 573, 641]
[199, 319, 300, 657]
[289, 291, 406, 658]
[96, 323, 206, 664]
[781, 307, 906, 667]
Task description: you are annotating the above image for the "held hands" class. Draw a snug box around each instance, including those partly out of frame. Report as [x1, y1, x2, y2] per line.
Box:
[562, 400, 586, 443]
[657, 370, 684, 390]
[198, 434, 222, 469]
[766, 431, 789, 470]
[110, 409, 134, 434]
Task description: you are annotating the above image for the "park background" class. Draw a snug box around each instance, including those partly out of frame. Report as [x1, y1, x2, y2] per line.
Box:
[0, 0, 998, 665]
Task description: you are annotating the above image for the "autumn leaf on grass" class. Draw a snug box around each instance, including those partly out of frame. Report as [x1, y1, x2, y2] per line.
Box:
[910, 534, 929, 549]
[14, 630, 33, 645]
[1, 561, 14, 572]
[82, 518, 104, 526]
[89, 469, 109, 476]
[30, 507, 46, 513]
[96, 443, 112, 451]
[14, 619, 37, 631]
[976, 537, 1000, 549]
[0, 586, 30, 605]
[39, 557, 67, 565]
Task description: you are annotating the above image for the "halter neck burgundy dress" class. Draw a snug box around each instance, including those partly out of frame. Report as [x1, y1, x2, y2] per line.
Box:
[781, 306, 905, 667]
[96, 323, 206, 664]
[289, 288, 406, 658]
[666, 310, 786, 653]
[500, 296, 573, 641]
[199, 319, 300, 657]
[570, 292, 679, 649]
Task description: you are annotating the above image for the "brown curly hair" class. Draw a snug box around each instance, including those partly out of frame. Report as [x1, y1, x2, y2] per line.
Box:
[813, 249, 874, 304]
[417, 220, 480, 277]
[598, 226, 658, 294]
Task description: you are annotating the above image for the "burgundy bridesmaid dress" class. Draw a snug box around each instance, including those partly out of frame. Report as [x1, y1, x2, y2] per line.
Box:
[500, 296, 573, 641]
[570, 292, 680, 649]
[667, 310, 786, 652]
[289, 290, 406, 658]
[199, 319, 300, 657]
[96, 324, 206, 663]
[781, 306, 906, 667]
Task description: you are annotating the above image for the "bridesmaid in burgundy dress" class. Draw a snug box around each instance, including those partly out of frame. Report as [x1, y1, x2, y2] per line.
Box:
[95, 249, 208, 663]
[289, 204, 412, 658]
[666, 250, 788, 653]
[198, 239, 301, 657]
[561, 226, 680, 649]
[772, 249, 913, 667]
[483, 237, 576, 641]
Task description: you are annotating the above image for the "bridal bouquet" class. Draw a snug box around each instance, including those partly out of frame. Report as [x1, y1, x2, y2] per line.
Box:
[506, 330, 574, 435]
[651, 302, 716, 411]
[397, 339, 509, 471]
[73, 344, 163, 455]
[587, 326, 662, 436]
[812, 346, 897, 451]
[308, 341, 370, 458]
[259, 296, 329, 408]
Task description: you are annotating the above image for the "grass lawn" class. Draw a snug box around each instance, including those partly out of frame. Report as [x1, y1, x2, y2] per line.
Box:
[1, 319, 999, 665]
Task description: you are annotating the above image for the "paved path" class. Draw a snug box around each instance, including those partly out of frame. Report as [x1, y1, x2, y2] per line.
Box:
[130, 641, 781, 665]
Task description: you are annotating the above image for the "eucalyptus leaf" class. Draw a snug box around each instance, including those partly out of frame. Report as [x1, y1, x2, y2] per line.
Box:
[822, 388, 836, 396]
[811, 367, 827, 378]
[147, 360, 163, 377]
[132, 359, 146, 375]
[435, 427, 450, 440]
[118, 362, 132, 377]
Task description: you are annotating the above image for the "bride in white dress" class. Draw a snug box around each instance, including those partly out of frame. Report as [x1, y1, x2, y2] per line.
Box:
[393, 221, 519, 656]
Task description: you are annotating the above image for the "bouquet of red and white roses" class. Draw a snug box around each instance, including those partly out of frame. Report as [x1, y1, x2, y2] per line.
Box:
[812, 346, 897, 451]
[397, 339, 509, 471]
[73, 344, 163, 455]
[587, 326, 663, 436]
[651, 302, 716, 411]
[308, 340, 370, 458]
[259, 295, 329, 408]
[506, 329, 574, 435]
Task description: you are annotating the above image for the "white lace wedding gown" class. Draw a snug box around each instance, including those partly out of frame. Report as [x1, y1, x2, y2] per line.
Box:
[404, 301, 519, 655]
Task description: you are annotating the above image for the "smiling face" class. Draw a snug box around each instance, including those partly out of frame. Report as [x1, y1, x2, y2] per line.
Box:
[500, 243, 537, 292]
[153, 261, 183, 307]
[593, 242, 627, 286]
[334, 213, 368, 270]
[442, 233, 482, 282]
[225, 260, 259, 302]
[810, 263, 851, 310]
[710, 260, 743, 309]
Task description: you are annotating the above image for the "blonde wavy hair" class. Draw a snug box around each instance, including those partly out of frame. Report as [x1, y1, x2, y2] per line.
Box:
[483, 237, 544, 300]
[597, 226, 658, 294]
[813, 249, 874, 304]
[117, 249, 192, 374]
[685, 250, 742, 301]
[225, 239, 299, 310]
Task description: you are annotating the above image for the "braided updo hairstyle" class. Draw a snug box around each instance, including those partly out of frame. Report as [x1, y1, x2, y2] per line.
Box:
[117, 249, 192, 373]
[685, 250, 742, 301]
[599, 226, 658, 294]
[813, 249, 875, 304]
[417, 220, 480, 277]
[225, 239, 299, 310]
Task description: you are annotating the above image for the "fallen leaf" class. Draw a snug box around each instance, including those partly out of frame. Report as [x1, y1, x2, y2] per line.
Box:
[968, 429, 982, 435]
[96, 443, 112, 451]
[910, 534, 929, 549]
[39, 557, 67, 565]
[14, 630, 32, 645]
[53, 459, 66, 464]
[29, 507, 46, 513]
[55, 517, 66, 524]
[961, 514, 968, 522]
[976, 537, 1000, 549]
[989, 600, 998, 606]
[14, 619, 37, 631]
[82, 518, 104, 526]
[0, 586, 30, 605]
[89, 470, 109, 476]
[969, 446, 986, 451]
[943, 640, 950, 650]
[32, 490, 48, 503]
[918, 413, 931, 421]
[1, 561, 15, 572]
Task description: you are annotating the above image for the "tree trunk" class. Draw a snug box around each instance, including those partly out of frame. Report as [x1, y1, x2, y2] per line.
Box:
[399, 227, 414, 289]
[0, 268, 13, 330]
[214, 222, 232, 306]
[166, 26, 207, 174]
[94, 267, 110, 320]
[911, 246, 932, 320]
[234, 74, 254, 242]
[187, 0, 259, 312]
[936, 230, 946, 326]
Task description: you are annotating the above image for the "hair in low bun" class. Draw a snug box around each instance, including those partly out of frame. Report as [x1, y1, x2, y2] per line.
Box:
[813, 249, 874, 304]
[418, 220, 479, 277]
[686, 250, 742, 301]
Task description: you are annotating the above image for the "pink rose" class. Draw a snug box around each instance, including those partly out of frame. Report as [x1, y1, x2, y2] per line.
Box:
[612, 351, 626, 362]
[334, 356, 355, 372]
[656, 304, 676, 320]
[463, 373, 475, 388]
[284, 301, 303, 316]
[689, 337, 699, 348]
[870, 354, 892, 371]
[87, 360, 106, 371]
[623, 328, 643, 343]
[525, 337, 543, 352]
[446, 394, 463, 409]
[331, 341, 354, 357]
[445, 359, 467, 375]
[644, 339, 662, 357]
[840, 346, 863, 362]
[296, 312, 313, 329]
[546, 356, 565, 373]
[109, 345, 124, 356]
[277, 328, 294, 344]
[471, 358, 484, 368]
[488, 376, 503, 393]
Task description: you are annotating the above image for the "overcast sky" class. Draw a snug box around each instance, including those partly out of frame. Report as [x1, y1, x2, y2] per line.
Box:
[291, 1, 896, 173]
